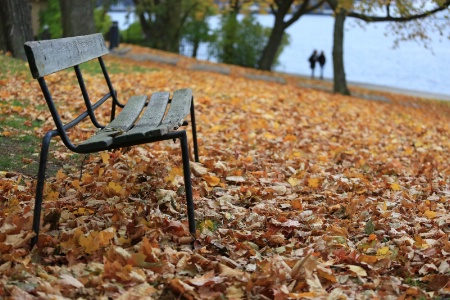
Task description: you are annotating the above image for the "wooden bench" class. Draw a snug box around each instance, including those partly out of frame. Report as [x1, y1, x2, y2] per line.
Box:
[24, 33, 199, 248]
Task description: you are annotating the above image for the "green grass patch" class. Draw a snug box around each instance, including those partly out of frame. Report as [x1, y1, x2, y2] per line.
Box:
[79, 59, 158, 75]
[0, 54, 29, 79]
[0, 103, 80, 177]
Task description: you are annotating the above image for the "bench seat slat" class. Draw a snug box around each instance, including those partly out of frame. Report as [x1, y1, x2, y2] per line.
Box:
[113, 92, 170, 144]
[113, 88, 192, 143]
[141, 88, 193, 137]
[76, 95, 147, 152]
[160, 88, 192, 129]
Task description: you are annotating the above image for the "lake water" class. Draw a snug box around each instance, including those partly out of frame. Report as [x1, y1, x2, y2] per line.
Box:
[109, 12, 450, 97]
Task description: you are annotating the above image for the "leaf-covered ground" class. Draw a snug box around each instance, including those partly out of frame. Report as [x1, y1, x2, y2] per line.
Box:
[1, 46, 450, 299]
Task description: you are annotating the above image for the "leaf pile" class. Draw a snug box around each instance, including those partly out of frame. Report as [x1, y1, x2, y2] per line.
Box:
[1, 48, 450, 299]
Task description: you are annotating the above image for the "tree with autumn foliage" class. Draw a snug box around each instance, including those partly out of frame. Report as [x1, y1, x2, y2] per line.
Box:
[327, 0, 450, 95]
[133, 0, 215, 53]
[182, 5, 216, 58]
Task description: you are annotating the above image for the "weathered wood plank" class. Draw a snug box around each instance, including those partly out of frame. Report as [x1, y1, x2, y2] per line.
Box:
[114, 92, 170, 143]
[76, 95, 147, 151]
[162, 88, 192, 128]
[24, 33, 109, 78]
[133, 88, 192, 138]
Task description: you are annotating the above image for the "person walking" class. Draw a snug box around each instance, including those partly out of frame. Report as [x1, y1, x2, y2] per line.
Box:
[308, 50, 318, 78]
[318, 51, 326, 79]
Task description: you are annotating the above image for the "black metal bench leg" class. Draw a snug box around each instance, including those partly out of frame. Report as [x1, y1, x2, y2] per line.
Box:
[31, 131, 55, 248]
[190, 98, 199, 163]
[180, 131, 196, 235]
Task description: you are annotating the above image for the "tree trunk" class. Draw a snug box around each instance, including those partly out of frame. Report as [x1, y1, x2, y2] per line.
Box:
[0, 0, 33, 60]
[191, 39, 199, 58]
[159, 2, 181, 53]
[59, 0, 96, 37]
[332, 7, 350, 95]
[258, 0, 325, 71]
[220, 10, 239, 64]
[134, 0, 182, 53]
[258, 19, 285, 71]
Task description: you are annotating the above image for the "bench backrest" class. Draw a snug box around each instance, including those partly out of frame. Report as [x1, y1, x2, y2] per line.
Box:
[24, 33, 109, 79]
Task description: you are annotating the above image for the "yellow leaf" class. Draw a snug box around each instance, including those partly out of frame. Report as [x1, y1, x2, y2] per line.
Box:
[308, 178, 320, 188]
[100, 152, 110, 164]
[424, 210, 436, 219]
[165, 167, 183, 185]
[72, 179, 80, 189]
[74, 207, 94, 216]
[288, 177, 299, 187]
[56, 169, 66, 180]
[108, 182, 122, 194]
[347, 265, 367, 277]
[201, 219, 216, 231]
[79, 232, 100, 254]
[263, 132, 276, 139]
[203, 175, 221, 187]
[47, 191, 59, 201]
[98, 227, 116, 246]
[377, 246, 390, 256]
[390, 183, 402, 191]
[381, 201, 387, 212]
[117, 236, 132, 246]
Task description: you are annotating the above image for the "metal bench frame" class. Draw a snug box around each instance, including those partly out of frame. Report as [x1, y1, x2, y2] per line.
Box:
[24, 34, 199, 248]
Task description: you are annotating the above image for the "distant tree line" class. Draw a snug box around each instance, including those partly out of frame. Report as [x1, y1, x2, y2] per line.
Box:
[0, 0, 449, 96]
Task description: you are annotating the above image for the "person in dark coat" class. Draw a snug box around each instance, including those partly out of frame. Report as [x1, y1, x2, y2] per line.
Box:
[308, 50, 318, 78]
[318, 51, 326, 79]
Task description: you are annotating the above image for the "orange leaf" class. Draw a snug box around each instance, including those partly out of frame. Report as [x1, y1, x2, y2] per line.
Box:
[359, 254, 378, 265]
[72, 179, 80, 189]
[203, 175, 221, 187]
[291, 199, 303, 210]
[308, 178, 320, 188]
[56, 169, 66, 180]
[98, 227, 116, 246]
[317, 269, 337, 283]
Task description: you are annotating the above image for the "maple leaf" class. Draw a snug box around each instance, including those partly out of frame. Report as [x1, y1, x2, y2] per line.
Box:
[100, 152, 110, 164]
[390, 182, 402, 191]
[79, 233, 100, 254]
[307, 178, 320, 188]
[423, 210, 437, 219]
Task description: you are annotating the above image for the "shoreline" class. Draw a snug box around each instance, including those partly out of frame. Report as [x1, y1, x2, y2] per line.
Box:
[282, 72, 450, 102]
